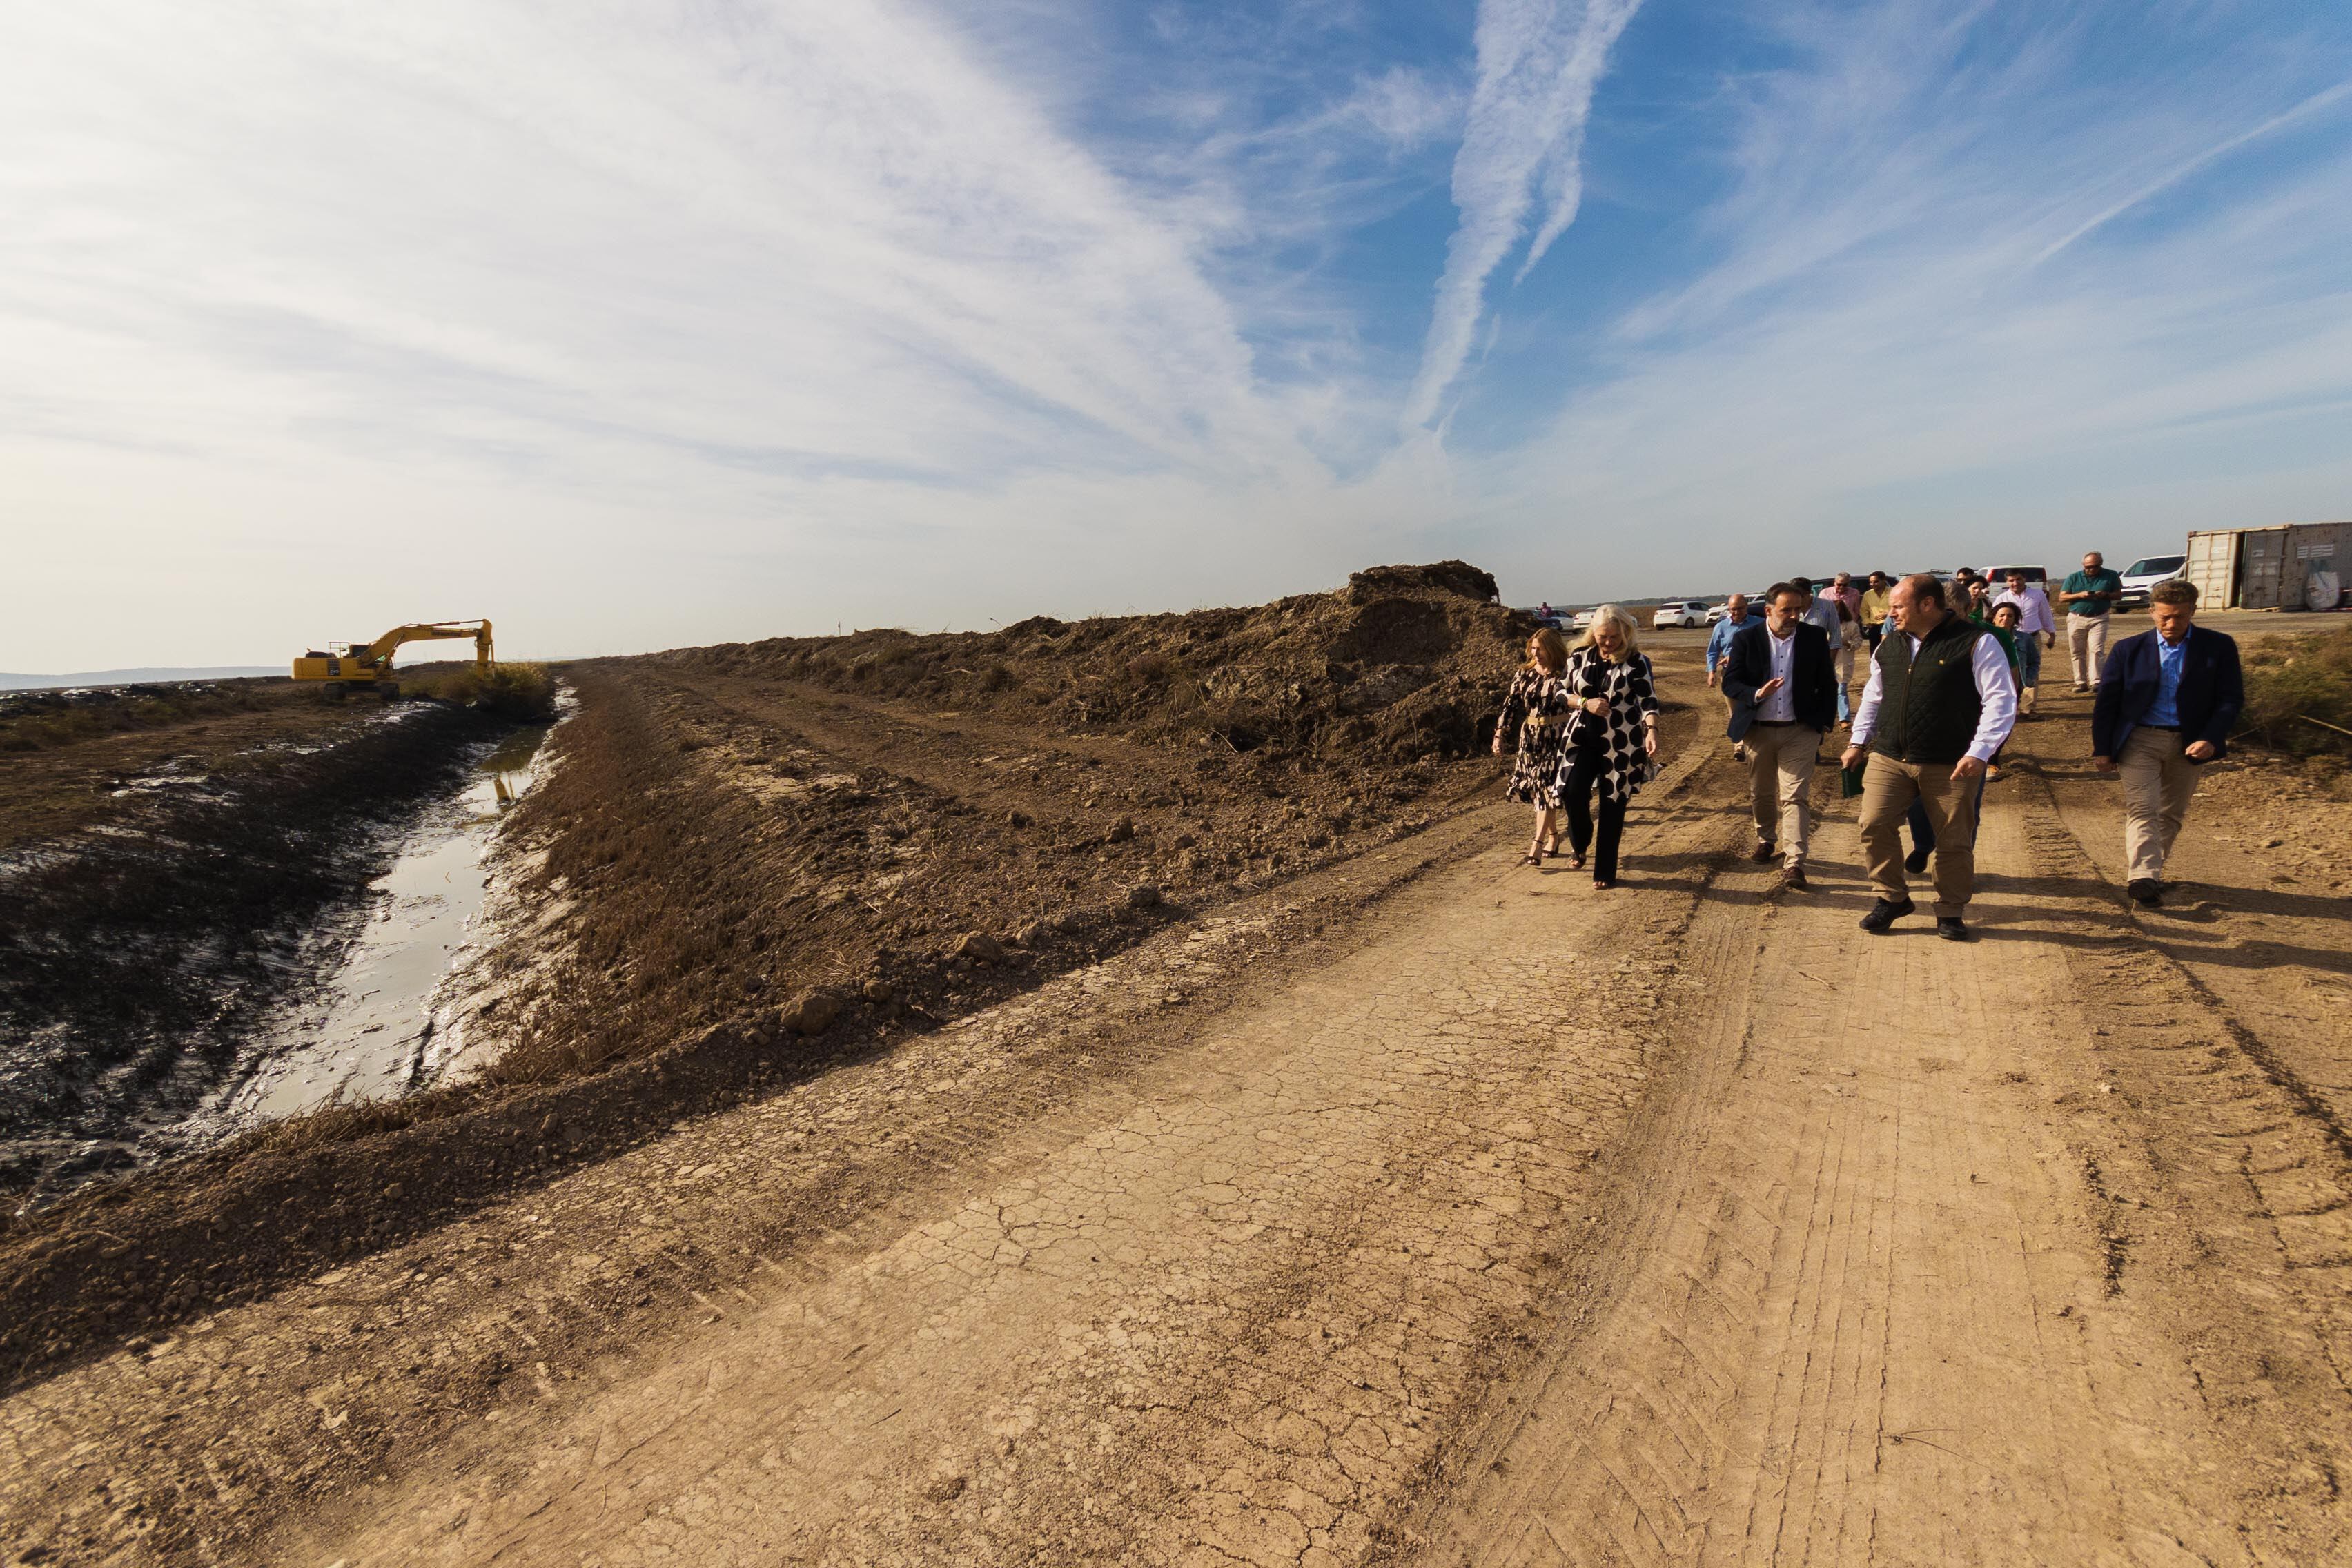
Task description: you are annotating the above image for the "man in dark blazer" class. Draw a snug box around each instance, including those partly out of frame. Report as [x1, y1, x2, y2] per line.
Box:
[2092, 578, 2244, 907]
[1722, 581, 1839, 888]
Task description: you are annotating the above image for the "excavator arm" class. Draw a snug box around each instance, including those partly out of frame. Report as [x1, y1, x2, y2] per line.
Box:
[293, 619, 494, 684]
[360, 621, 495, 669]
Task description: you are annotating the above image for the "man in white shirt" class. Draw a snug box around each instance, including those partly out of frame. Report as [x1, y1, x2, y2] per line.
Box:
[1991, 569, 2057, 716]
[1841, 574, 2018, 940]
[1793, 574, 1851, 723]
[1720, 583, 1838, 889]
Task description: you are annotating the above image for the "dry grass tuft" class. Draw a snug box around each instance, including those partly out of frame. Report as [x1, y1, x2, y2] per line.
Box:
[401, 662, 558, 721]
[2240, 623, 2352, 756]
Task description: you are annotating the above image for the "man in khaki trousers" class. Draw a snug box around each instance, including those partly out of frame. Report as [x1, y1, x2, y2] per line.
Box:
[2057, 550, 2124, 692]
[1843, 575, 2018, 940]
[1718, 582, 1837, 890]
[2090, 580, 2244, 906]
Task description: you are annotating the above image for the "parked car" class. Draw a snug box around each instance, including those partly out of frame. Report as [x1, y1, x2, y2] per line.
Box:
[1570, 607, 1598, 630]
[1652, 599, 1712, 629]
[2117, 553, 2186, 608]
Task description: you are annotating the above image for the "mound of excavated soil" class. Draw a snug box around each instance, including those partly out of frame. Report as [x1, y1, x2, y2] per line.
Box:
[473, 560, 1540, 1088]
[0, 564, 1557, 1387]
[700, 558, 1527, 764]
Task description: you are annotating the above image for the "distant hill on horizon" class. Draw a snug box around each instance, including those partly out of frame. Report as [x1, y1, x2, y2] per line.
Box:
[0, 667, 284, 692]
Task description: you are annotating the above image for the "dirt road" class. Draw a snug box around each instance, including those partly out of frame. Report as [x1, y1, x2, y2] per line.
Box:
[6, 672, 2349, 1565]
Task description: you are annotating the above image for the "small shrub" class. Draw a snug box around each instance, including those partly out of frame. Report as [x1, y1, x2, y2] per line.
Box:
[2240, 625, 2352, 756]
[401, 663, 557, 721]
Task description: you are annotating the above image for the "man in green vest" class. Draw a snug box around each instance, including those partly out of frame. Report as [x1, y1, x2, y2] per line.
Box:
[1840, 574, 2019, 939]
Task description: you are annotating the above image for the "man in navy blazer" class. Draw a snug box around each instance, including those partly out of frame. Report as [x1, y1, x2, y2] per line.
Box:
[1721, 582, 1838, 888]
[2091, 578, 2243, 906]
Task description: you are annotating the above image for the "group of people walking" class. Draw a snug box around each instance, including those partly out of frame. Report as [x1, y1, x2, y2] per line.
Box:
[1491, 607, 1661, 888]
[1500, 565, 2245, 930]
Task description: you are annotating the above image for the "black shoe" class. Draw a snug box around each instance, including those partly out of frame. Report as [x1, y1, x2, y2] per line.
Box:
[1937, 916, 1971, 941]
[1903, 845, 1931, 874]
[1781, 863, 1808, 890]
[2127, 877, 2162, 907]
[1860, 897, 1915, 933]
[1750, 840, 1776, 863]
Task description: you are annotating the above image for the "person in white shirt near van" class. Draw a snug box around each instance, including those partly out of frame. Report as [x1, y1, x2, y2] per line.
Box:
[1992, 569, 2057, 715]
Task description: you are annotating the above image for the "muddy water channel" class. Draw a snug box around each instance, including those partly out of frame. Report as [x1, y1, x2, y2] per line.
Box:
[206, 723, 550, 1128]
[0, 709, 555, 1207]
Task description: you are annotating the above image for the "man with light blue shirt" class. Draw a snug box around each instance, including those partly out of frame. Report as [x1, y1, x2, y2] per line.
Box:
[2091, 579, 2243, 906]
[1705, 594, 1752, 754]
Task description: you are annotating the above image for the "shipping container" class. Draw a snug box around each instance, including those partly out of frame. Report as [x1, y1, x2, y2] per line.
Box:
[2182, 522, 2352, 610]
[2283, 521, 2352, 611]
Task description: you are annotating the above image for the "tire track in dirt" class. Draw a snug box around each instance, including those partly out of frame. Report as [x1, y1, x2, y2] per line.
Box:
[1409, 757, 2349, 1563]
[246, 750, 1743, 1566]
[0, 812, 1491, 1566]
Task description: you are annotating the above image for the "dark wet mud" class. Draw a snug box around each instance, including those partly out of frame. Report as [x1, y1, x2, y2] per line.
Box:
[206, 721, 551, 1130]
[0, 704, 540, 1205]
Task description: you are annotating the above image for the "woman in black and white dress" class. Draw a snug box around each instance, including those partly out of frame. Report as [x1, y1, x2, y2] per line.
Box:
[1492, 627, 1573, 864]
[1556, 605, 1662, 888]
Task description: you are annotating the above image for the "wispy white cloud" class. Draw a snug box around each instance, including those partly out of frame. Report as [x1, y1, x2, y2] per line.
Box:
[2029, 77, 2352, 268]
[4, 0, 2346, 668]
[1404, 0, 1643, 430]
[1, 0, 1409, 665]
[1476, 1, 2352, 592]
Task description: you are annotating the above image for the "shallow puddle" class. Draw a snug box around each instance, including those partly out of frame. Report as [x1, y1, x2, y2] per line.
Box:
[210, 721, 551, 1126]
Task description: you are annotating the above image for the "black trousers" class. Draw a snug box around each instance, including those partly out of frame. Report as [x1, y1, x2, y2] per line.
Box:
[1561, 745, 1627, 881]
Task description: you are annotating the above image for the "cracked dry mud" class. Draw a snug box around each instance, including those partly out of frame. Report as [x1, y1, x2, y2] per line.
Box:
[6, 666, 2351, 1566]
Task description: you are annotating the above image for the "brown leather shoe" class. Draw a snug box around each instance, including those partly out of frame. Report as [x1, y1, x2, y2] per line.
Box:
[1750, 840, 1776, 863]
[1781, 863, 1808, 890]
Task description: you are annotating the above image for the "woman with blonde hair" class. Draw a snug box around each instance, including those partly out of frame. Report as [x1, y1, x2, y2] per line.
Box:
[1555, 605, 1662, 888]
[1492, 626, 1573, 864]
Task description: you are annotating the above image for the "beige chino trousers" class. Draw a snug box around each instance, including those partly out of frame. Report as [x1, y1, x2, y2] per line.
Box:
[1858, 752, 1980, 917]
[1744, 723, 1822, 865]
[2119, 726, 2196, 882]
[2067, 614, 2112, 690]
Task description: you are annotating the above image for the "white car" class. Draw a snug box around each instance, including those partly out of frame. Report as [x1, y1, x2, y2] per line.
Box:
[1570, 608, 1598, 630]
[2117, 553, 2186, 608]
[1652, 600, 1712, 629]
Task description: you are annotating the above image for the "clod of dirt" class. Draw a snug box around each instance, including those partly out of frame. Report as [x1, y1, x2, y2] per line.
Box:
[779, 990, 845, 1037]
[957, 932, 1008, 964]
[1127, 885, 1164, 910]
[862, 979, 895, 1005]
[1108, 816, 1137, 843]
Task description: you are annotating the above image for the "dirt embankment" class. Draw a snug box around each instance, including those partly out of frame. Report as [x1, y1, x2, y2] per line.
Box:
[0, 563, 1570, 1392]
[467, 558, 1542, 1088]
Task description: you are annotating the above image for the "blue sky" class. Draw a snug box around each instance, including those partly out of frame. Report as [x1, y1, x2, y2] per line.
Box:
[4, 1, 2349, 667]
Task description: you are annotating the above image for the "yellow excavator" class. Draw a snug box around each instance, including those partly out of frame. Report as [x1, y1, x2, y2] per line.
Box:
[293, 620, 494, 697]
